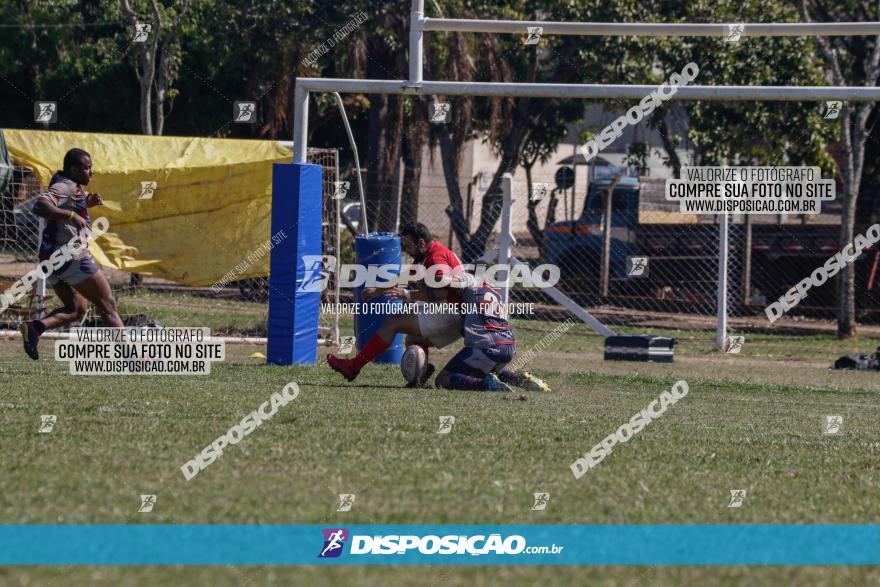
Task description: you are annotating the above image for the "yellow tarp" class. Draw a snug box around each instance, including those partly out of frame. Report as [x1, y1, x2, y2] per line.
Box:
[4, 129, 291, 286]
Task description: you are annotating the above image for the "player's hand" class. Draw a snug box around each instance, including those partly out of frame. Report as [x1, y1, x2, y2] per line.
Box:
[383, 287, 407, 300]
[70, 213, 88, 231]
[361, 287, 381, 301]
[86, 192, 103, 207]
[362, 287, 405, 301]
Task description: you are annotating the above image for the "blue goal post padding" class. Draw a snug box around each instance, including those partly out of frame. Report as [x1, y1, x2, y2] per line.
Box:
[267, 162, 322, 365]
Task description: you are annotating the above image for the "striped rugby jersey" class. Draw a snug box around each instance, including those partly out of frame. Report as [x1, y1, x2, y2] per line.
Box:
[37, 173, 91, 261]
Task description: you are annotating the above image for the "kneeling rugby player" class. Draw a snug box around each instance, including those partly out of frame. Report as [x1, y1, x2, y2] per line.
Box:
[434, 269, 550, 393]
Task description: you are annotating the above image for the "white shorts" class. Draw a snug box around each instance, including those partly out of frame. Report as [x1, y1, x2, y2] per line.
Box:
[415, 302, 461, 348]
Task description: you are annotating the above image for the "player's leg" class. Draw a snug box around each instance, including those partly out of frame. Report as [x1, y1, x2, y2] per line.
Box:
[42, 283, 89, 329]
[69, 262, 123, 327]
[327, 312, 423, 381]
[376, 312, 422, 341]
[20, 282, 88, 360]
[490, 341, 551, 392]
[414, 308, 461, 355]
[407, 306, 462, 382]
[435, 347, 512, 392]
[497, 364, 552, 393]
[487, 342, 551, 392]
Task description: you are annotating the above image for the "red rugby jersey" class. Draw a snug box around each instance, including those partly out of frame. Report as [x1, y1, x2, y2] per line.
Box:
[420, 240, 462, 302]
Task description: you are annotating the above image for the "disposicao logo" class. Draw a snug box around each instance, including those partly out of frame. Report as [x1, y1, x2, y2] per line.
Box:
[317, 530, 562, 558]
[296, 255, 560, 292]
[319, 528, 349, 558]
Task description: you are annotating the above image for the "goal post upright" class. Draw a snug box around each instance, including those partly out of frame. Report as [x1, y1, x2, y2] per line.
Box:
[409, 0, 424, 85]
[272, 10, 880, 364]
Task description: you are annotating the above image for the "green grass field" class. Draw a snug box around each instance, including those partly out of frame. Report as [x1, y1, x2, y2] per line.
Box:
[1, 304, 879, 585]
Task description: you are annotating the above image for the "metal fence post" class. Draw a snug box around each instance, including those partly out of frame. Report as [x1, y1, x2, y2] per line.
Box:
[742, 215, 752, 307]
[333, 149, 341, 346]
[716, 213, 729, 347]
[34, 276, 46, 318]
[499, 173, 514, 307]
[601, 175, 622, 299]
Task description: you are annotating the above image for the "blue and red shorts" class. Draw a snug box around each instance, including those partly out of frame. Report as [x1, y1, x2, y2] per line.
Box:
[442, 345, 515, 377]
[46, 256, 99, 287]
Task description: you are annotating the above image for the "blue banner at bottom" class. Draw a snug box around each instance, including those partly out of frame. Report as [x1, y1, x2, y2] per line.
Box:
[0, 524, 877, 565]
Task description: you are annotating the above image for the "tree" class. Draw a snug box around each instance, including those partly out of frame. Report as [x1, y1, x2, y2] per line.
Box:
[399, 95, 429, 226]
[0, 1, 140, 134]
[645, 1, 833, 170]
[353, 1, 408, 232]
[429, 28, 477, 251]
[435, 0, 651, 262]
[800, 0, 880, 338]
[120, 0, 192, 136]
[521, 110, 572, 251]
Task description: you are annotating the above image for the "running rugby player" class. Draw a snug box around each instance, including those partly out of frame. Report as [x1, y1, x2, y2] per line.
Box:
[21, 148, 122, 360]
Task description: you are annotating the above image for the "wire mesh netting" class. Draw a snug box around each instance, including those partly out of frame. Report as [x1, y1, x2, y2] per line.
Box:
[4, 150, 880, 349]
[0, 147, 343, 340]
[354, 167, 880, 351]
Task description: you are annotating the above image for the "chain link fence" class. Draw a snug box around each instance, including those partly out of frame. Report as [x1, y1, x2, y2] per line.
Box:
[5, 147, 880, 348]
[0, 147, 344, 341]
[357, 167, 880, 351]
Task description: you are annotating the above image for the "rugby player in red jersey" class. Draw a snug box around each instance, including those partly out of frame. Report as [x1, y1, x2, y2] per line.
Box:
[327, 223, 462, 383]
[20, 148, 122, 360]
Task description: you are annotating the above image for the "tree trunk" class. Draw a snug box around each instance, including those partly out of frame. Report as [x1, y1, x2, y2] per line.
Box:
[154, 36, 177, 136]
[154, 54, 167, 135]
[837, 106, 869, 338]
[399, 100, 426, 226]
[437, 119, 472, 248]
[524, 159, 545, 250]
[837, 188, 858, 338]
[138, 62, 154, 135]
[464, 122, 531, 262]
[365, 40, 403, 232]
[657, 114, 682, 179]
[366, 92, 388, 232]
[366, 93, 403, 232]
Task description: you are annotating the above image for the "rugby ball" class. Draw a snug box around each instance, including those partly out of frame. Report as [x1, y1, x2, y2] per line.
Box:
[400, 345, 428, 385]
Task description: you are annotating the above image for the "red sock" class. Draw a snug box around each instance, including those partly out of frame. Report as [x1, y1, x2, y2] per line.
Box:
[352, 334, 390, 370]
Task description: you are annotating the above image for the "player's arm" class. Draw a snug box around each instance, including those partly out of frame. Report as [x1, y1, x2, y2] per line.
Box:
[361, 284, 440, 302]
[85, 192, 104, 207]
[408, 282, 447, 303]
[33, 195, 87, 229]
[361, 286, 402, 301]
[359, 268, 429, 301]
[362, 263, 457, 302]
[403, 264, 472, 302]
[404, 262, 464, 302]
